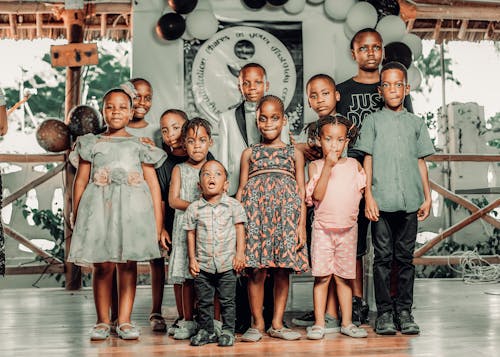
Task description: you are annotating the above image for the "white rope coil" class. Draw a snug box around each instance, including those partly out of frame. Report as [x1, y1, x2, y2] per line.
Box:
[448, 250, 500, 284]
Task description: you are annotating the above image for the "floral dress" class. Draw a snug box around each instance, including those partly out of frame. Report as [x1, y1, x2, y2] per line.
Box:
[67, 133, 166, 266]
[242, 144, 309, 272]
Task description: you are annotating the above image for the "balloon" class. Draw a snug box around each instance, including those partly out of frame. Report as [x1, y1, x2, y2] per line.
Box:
[384, 42, 413, 69]
[67, 105, 105, 137]
[185, 10, 219, 40]
[402, 33, 423, 59]
[343, 21, 356, 42]
[346, 2, 378, 33]
[324, 0, 356, 21]
[242, 0, 266, 10]
[376, 14, 406, 44]
[283, 0, 305, 14]
[156, 12, 186, 41]
[168, 0, 198, 14]
[267, 0, 288, 5]
[408, 65, 422, 90]
[367, 0, 400, 20]
[36, 119, 71, 152]
[307, 0, 324, 4]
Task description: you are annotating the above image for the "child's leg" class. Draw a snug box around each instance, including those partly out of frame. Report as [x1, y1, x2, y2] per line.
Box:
[214, 294, 221, 320]
[194, 271, 215, 333]
[334, 275, 353, 327]
[271, 268, 290, 330]
[110, 267, 119, 323]
[182, 279, 195, 321]
[116, 261, 138, 326]
[247, 268, 267, 331]
[215, 270, 237, 334]
[325, 278, 339, 319]
[93, 262, 115, 324]
[173, 283, 184, 319]
[313, 275, 332, 326]
[149, 257, 165, 315]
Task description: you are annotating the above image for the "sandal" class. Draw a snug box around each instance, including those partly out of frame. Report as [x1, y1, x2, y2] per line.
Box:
[90, 323, 110, 341]
[267, 326, 301, 340]
[306, 325, 325, 340]
[149, 313, 167, 332]
[116, 322, 140, 340]
[240, 327, 263, 342]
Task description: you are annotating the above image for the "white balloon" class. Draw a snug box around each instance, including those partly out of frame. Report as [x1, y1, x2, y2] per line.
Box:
[284, 0, 306, 14]
[185, 10, 219, 40]
[402, 33, 423, 59]
[307, 0, 324, 4]
[343, 21, 356, 43]
[324, 0, 356, 21]
[408, 64, 422, 90]
[346, 2, 378, 33]
[182, 28, 194, 41]
[194, 0, 212, 11]
[376, 15, 406, 45]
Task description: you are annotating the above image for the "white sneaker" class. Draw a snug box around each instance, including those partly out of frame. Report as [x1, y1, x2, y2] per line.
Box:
[173, 320, 198, 340]
[214, 319, 223, 337]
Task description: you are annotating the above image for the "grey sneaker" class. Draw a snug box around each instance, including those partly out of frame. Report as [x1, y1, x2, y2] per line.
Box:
[306, 325, 325, 340]
[292, 311, 315, 327]
[375, 311, 397, 335]
[395, 310, 420, 335]
[173, 320, 198, 340]
[213, 319, 223, 337]
[324, 313, 341, 333]
[340, 323, 368, 338]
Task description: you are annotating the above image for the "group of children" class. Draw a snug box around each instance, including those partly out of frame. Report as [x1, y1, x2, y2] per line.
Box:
[67, 27, 434, 346]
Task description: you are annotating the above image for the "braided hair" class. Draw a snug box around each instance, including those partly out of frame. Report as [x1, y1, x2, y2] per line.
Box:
[317, 114, 358, 142]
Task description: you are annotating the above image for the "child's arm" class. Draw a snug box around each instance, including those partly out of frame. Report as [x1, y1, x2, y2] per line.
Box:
[168, 165, 192, 210]
[235, 148, 251, 201]
[232, 222, 246, 273]
[312, 150, 339, 202]
[72, 159, 91, 224]
[187, 229, 200, 277]
[363, 154, 379, 222]
[417, 158, 432, 221]
[143, 163, 163, 241]
[159, 201, 171, 250]
[294, 148, 307, 251]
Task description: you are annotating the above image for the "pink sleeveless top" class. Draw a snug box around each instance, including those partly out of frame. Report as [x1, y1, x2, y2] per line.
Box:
[306, 158, 366, 229]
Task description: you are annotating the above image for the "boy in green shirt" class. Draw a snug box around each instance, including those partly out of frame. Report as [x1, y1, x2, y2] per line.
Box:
[354, 62, 434, 335]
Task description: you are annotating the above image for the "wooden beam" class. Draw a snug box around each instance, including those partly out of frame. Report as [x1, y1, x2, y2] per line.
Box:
[433, 19, 443, 42]
[484, 21, 495, 40]
[457, 19, 469, 40]
[0, 153, 65, 163]
[5, 264, 65, 275]
[414, 198, 500, 257]
[35, 12, 43, 37]
[427, 154, 500, 162]
[8, 13, 17, 39]
[413, 255, 500, 266]
[430, 180, 500, 229]
[406, 18, 415, 32]
[100, 13, 107, 38]
[3, 226, 63, 264]
[0, 3, 130, 14]
[1, 162, 66, 207]
[398, 0, 500, 22]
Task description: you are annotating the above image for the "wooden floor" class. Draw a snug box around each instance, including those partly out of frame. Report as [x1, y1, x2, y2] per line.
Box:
[0, 279, 499, 356]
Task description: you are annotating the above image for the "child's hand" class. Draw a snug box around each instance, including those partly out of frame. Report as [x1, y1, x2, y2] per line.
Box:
[324, 150, 339, 167]
[417, 199, 431, 221]
[296, 225, 306, 251]
[364, 194, 380, 222]
[189, 259, 200, 277]
[295, 142, 322, 162]
[159, 228, 170, 251]
[232, 253, 246, 273]
[140, 137, 155, 146]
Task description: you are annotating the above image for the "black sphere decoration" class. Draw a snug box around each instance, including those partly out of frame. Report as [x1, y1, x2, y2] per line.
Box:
[367, 0, 400, 20]
[267, 0, 288, 6]
[242, 0, 266, 10]
[67, 105, 105, 137]
[36, 119, 71, 152]
[156, 12, 186, 41]
[383, 42, 413, 69]
[168, 0, 198, 15]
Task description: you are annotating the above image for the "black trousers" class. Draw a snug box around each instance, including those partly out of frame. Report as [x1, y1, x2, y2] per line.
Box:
[371, 211, 418, 315]
[195, 269, 237, 334]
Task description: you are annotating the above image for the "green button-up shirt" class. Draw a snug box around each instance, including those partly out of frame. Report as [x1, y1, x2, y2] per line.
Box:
[354, 107, 435, 213]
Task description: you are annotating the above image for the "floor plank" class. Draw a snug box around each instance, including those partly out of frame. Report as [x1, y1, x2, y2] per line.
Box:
[0, 279, 498, 356]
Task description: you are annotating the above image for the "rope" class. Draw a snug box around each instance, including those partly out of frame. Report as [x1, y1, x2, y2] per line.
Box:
[448, 250, 500, 284]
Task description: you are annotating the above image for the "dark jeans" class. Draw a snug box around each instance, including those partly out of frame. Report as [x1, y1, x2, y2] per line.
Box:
[195, 269, 237, 334]
[372, 211, 418, 315]
[356, 198, 370, 257]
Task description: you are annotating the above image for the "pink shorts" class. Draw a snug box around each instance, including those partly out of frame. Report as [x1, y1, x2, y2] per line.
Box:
[311, 225, 357, 279]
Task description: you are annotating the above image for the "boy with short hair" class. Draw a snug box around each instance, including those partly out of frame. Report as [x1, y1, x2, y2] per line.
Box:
[185, 160, 247, 346]
[354, 62, 434, 335]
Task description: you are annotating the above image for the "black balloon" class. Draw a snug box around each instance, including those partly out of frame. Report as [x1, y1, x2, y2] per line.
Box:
[156, 12, 186, 41]
[367, 0, 400, 20]
[168, 0, 198, 15]
[267, 0, 288, 6]
[67, 105, 105, 137]
[36, 119, 71, 152]
[383, 42, 413, 69]
[242, 0, 266, 10]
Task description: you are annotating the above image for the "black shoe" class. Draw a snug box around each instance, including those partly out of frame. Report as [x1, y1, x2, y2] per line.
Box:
[359, 298, 370, 324]
[375, 311, 397, 335]
[352, 297, 362, 327]
[395, 310, 420, 335]
[190, 329, 218, 346]
[292, 311, 315, 327]
[218, 332, 235, 347]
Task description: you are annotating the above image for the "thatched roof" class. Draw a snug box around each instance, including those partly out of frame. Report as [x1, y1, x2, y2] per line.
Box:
[0, 0, 498, 43]
[0, 0, 131, 41]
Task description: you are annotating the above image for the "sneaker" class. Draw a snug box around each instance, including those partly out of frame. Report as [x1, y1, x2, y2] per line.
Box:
[340, 323, 368, 338]
[292, 311, 315, 327]
[395, 310, 420, 335]
[359, 298, 370, 324]
[218, 331, 235, 347]
[306, 325, 325, 340]
[167, 317, 183, 336]
[324, 313, 341, 333]
[149, 313, 167, 332]
[213, 319, 223, 337]
[190, 329, 218, 346]
[267, 326, 301, 340]
[173, 320, 198, 340]
[352, 297, 362, 327]
[375, 311, 397, 335]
